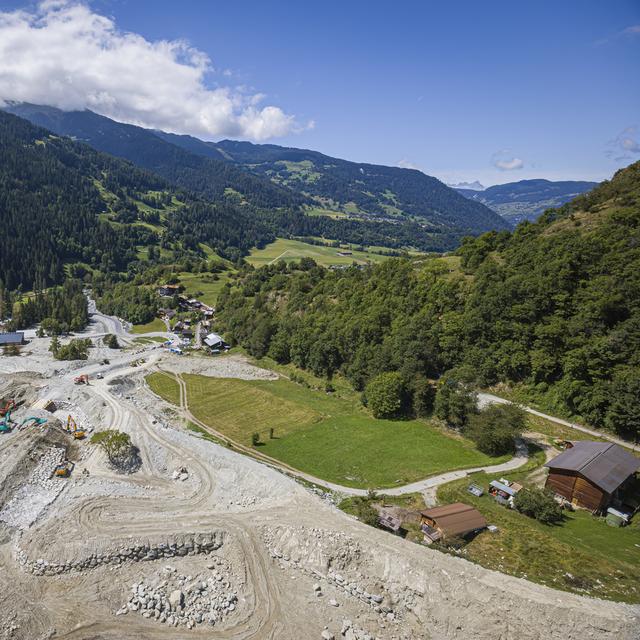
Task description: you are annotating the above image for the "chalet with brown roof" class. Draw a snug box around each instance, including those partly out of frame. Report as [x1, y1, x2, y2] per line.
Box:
[544, 441, 639, 512]
[420, 502, 487, 542]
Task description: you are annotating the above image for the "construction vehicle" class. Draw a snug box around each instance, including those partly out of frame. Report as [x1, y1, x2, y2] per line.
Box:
[74, 374, 89, 385]
[20, 416, 47, 429]
[53, 461, 74, 478]
[0, 399, 15, 417]
[0, 409, 15, 433]
[65, 415, 85, 440]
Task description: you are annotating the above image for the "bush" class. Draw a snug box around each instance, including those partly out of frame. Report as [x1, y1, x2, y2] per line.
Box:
[51, 337, 92, 361]
[364, 372, 407, 419]
[513, 487, 563, 524]
[434, 378, 477, 428]
[342, 495, 379, 527]
[103, 333, 120, 349]
[412, 377, 435, 417]
[465, 404, 526, 456]
[90, 429, 138, 472]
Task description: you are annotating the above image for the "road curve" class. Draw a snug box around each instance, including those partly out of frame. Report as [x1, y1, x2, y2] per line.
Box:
[478, 392, 640, 453]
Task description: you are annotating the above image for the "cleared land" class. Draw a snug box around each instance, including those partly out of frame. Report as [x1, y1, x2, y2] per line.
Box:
[146, 371, 509, 489]
[130, 317, 166, 334]
[175, 271, 233, 307]
[247, 238, 389, 268]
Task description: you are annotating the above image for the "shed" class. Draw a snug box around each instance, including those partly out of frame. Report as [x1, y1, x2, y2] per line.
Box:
[0, 332, 25, 346]
[544, 441, 640, 512]
[420, 503, 487, 542]
[378, 511, 402, 534]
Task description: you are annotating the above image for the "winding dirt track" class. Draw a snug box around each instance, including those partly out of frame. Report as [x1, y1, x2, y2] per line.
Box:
[1, 320, 639, 639]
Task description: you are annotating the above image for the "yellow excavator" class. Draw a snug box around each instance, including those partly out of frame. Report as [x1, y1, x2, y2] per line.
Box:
[65, 415, 85, 440]
[54, 461, 74, 478]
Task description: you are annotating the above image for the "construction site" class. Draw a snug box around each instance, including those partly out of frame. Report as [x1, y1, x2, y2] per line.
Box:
[0, 307, 638, 640]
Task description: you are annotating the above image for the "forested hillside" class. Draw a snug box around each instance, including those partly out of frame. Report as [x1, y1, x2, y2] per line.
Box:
[456, 179, 597, 224]
[6, 104, 509, 246]
[188, 139, 510, 235]
[0, 109, 275, 295]
[4, 103, 304, 211]
[217, 162, 640, 440]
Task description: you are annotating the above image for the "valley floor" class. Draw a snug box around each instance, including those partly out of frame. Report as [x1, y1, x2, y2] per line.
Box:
[0, 309, 638, 639]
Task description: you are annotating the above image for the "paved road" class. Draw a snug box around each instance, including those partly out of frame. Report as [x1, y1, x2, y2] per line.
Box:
[478, 392, 640, 453]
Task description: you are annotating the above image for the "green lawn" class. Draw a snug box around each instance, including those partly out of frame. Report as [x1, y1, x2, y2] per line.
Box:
[175, 271, 233, 307]
[147, 371, 181, 405]
[130, 317, 166, 334]
[147, 370, 509, 489]
[437, 470, 640, 603]
[247, 238, 389, 268]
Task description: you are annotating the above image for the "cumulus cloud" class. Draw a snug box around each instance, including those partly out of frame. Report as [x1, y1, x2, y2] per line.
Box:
[397, 159, 423, 171]
[0, 1, 307, 140]
[606, 126, 640, 161]
[491, 149, 524, 171]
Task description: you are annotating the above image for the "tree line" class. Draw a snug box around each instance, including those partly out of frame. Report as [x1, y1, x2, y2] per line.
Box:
[217, 161, 640, 441]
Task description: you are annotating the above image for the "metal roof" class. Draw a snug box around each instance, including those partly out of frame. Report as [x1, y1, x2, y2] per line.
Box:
[204, 333, 224, 347]
[545, 441, 640, 494]
[0, 332, 24, 345]
[420, 502, 487, 537]
[489, 480, 517, 496]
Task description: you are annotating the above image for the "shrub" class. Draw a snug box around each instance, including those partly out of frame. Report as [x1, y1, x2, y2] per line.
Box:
[364, 372, 407, 419]
[342, 496, 379, 527]
[90, 430, 138, 472]
[465, 404, 526, 456]
[513, 487, 563, 524]
[251, 432, 260, 446]
[51, 337, 92, 361]
[434, 378, 477, 428]
[103, 333, 120, 349]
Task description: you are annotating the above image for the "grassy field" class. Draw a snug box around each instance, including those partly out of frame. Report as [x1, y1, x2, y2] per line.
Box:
[175, 271, 233, 307]
[146, 370, 509, 489]
[130, 317, 166, 334]
[247, 238, 389, 268]
[146, 371, 181, 405]
[436, 466, 640, 603]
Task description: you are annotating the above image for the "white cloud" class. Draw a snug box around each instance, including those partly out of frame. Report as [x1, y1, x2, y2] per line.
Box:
[606, 126, 640, 161]
[491, 149, 524, 171]
[397, 159, 423, 171]
[0, 1, 308, 140]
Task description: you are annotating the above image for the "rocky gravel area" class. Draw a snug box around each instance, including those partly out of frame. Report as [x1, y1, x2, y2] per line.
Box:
[161, 352, 278, 380]
[0, 446, 66, 529]
[116, 558, 239, 629]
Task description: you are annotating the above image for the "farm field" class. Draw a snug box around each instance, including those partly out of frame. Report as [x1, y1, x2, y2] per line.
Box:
[145, 370, 509, 489]
[246, 238, 389, 268]
[175, 271, 233, 307]
[436, 466, 640, 603]
[130, 317, 166, 334]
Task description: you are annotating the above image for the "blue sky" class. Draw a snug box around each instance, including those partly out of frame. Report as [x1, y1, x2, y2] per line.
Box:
[1, 0, 638, 185]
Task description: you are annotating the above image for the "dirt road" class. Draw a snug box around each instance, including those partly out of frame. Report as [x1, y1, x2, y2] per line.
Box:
[0, 315, 637, 639]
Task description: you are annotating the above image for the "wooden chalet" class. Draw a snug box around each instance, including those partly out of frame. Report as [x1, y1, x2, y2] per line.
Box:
[544, 441, 639, 512]
[420, 502, 487, 542]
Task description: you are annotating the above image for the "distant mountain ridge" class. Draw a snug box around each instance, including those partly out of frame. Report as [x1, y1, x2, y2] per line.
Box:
[456, 178, 598, 224]
[5, 103, 509, 239]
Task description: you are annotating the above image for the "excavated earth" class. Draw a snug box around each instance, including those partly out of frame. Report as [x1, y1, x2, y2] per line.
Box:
[0, 320, 638, 640]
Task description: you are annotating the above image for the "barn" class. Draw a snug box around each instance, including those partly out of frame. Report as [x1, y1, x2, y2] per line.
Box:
[544, 441, 639, 512]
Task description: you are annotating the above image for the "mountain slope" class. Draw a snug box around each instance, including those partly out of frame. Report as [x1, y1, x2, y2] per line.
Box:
[216, 162, 640, 440]
[6, 104, 508, 238]
[182, 137, 510, 234]
[4, 103, 304, 211]
[0, 110, 273, 291]
[456, 179, 597, 224]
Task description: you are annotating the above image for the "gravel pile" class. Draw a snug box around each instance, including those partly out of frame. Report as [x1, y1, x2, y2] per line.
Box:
[0, 447, 67, 529]
[116, 560, 238, 629]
